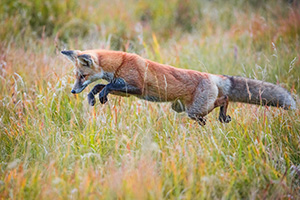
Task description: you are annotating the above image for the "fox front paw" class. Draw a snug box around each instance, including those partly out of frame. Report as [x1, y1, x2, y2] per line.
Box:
[99, 95, 108, 104]
[88, 93, 96, 106]
[99, 88, 109, 104]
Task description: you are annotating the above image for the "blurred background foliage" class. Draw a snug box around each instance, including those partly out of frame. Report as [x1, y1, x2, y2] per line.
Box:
[1, 0, 299, 46]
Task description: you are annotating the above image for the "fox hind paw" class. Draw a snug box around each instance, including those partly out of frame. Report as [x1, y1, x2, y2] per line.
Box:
[219, 115, 231, 123]
[197, 117, 206, 126]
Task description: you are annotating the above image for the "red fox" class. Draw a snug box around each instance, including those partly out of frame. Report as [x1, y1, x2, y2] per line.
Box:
[61, 49, 296, 125]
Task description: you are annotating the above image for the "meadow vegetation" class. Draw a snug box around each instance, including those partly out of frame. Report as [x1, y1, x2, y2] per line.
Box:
[0, 0, 300, 199]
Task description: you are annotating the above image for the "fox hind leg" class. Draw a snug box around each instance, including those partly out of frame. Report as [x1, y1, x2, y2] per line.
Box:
[186, 81, 231, 125]
[187, 95, 231, 126]
[188, 113, 207, 126]
[171, 99, 185, 113]
[186, 85, 218, 126]
[214, 95, 231, 123]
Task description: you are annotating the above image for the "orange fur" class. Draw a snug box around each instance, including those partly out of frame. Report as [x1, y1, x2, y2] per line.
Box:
[61, 49, 296, 125]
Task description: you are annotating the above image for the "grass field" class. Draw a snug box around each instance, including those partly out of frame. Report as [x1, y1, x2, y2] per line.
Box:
[0, 0, 300, 199]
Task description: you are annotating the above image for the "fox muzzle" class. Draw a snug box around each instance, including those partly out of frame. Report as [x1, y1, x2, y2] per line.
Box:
[71, 79, 91, 94]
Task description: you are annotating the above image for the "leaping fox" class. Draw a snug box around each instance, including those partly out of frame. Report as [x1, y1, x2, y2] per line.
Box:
[61, 49, 296, 125]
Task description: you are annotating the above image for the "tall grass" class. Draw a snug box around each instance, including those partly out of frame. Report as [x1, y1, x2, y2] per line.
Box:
[0, 0, 299, 199]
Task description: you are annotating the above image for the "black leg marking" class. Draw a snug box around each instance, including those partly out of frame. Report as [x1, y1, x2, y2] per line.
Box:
[197, 117, 206, 126]
[98, 78, 142, 104]
[87, 84, 106, 106]
[217, 96, 231, 123]
[219, 105, 231, 123]
[88, 93, 96, 106]
[188, 114, 206, 126]
[99, 87, 108, 104]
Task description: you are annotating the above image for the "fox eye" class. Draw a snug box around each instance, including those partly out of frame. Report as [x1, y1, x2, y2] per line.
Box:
[80, 74, 87, 79]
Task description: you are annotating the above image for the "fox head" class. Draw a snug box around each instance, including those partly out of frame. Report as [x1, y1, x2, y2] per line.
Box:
[61, 50, 103, 94]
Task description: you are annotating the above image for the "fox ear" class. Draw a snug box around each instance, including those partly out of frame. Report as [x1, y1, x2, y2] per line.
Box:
[61, 50, 78, 63]
[77, 54, 93, 67]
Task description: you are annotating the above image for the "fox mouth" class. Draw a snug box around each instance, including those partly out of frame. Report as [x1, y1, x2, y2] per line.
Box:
[71, 84, 88, 94]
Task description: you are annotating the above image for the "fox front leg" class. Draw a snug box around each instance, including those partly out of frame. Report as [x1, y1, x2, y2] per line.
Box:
[88, 84, 106, 106]
[98, 78, 142, 104]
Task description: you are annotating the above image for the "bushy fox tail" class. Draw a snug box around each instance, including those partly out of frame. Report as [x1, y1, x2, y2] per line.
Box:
[222, 76, 296, 110]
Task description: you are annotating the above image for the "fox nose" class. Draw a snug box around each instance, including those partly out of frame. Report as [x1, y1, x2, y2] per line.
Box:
[71, 89, 76, 94]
